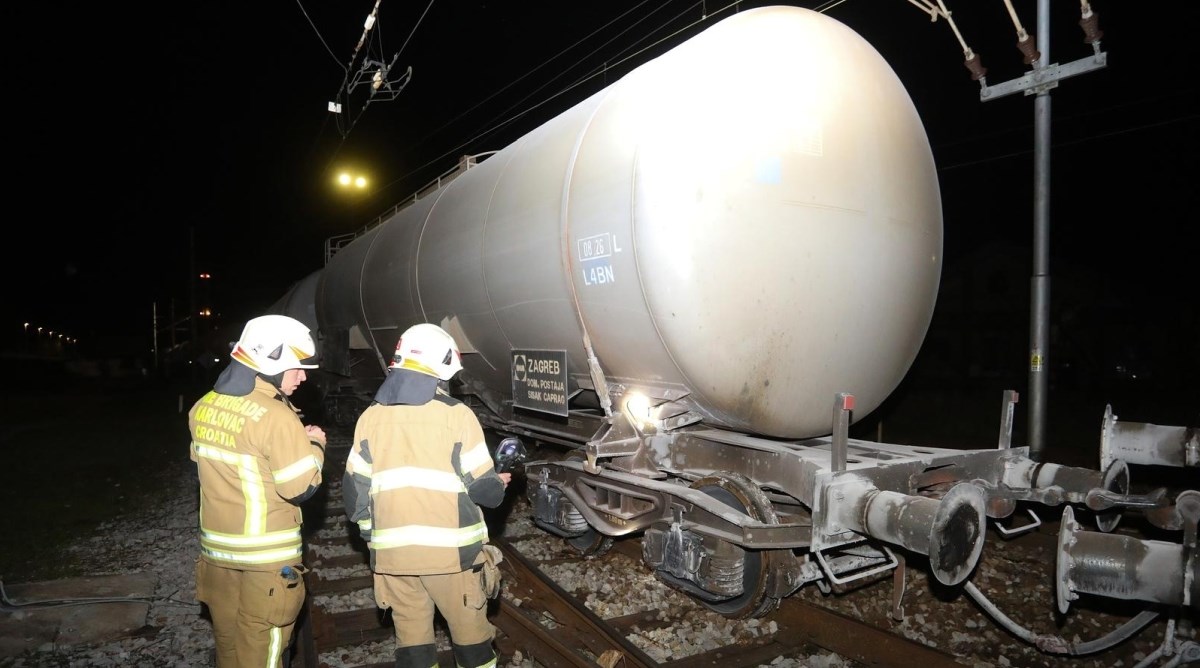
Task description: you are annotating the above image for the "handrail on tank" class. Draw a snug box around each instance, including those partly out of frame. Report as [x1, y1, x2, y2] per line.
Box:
[324, 151, 500, 265]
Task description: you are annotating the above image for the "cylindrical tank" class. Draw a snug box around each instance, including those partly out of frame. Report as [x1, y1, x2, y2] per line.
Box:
[318, 6, 942, 438]
[268, 269, 321, 332]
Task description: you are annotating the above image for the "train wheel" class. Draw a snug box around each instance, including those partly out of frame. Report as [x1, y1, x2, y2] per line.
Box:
[567, 529, 614, 557]
[689, 472, 782, 618]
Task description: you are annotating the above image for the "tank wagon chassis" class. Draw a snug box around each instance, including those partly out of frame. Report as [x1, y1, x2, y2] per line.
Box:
[473, 388, 1198, 660]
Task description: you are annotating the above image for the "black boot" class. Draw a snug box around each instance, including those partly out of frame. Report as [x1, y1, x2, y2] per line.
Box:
[452, 640, 496, 668]
[394, 643, 438, 668]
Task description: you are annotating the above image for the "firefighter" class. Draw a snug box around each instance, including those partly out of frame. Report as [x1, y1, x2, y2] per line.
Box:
[344, 323, 511, 668]
[188, 314, 326, 667]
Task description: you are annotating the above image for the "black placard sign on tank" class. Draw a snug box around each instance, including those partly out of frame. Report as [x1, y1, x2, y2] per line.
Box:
[511, 349, 568, 416]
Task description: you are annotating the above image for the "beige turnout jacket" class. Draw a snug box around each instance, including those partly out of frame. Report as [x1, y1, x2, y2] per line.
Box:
[189, 377, 325, 570]
[345, 384, 506, 575]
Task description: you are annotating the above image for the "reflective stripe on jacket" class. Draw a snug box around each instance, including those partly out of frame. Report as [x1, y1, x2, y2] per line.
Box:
[345, 389, 504, 575]
[189, 377, 324, 570]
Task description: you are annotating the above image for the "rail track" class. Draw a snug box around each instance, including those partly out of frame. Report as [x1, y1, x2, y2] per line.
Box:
[284, 432, 980, 668]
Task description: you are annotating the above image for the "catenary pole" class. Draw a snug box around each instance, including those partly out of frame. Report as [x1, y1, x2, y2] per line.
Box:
[978, 0, 1106, 459]
[1028, 0, 1051, 460]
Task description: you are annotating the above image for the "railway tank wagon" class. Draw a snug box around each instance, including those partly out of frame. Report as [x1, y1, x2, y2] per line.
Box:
[276, 4, 1196, 652]
[316, 5, 942, 440]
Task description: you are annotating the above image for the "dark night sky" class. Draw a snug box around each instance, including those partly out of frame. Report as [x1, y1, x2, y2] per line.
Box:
[4, 1, 1197, 376]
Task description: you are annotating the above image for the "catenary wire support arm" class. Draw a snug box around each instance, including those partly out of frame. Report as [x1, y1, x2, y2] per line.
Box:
[329, 0, 383, 136]
[905, 0, 989, 84]
[330, 0, 432, 142]
[346, 1, 382, 80]
[904, 0, 942, 21]
[350, 52, 412, 105]
[979, 5, 1105, 102]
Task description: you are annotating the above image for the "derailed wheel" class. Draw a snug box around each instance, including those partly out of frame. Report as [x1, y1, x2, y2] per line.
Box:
[567, 528, 614, 557]
[686, 472, 782, 618]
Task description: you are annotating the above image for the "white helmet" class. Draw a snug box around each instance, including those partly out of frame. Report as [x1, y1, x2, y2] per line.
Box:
[230, 315, 319, 376]
[391, 323, 463, 381]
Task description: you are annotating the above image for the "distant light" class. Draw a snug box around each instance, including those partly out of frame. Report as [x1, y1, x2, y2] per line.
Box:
[199, 273, 211, 280]
[336, 171, 369, 191]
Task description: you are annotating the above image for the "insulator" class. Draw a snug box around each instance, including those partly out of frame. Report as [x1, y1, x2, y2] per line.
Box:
[964, 53, 988, 81]
[1017, 37, 1041, 65]
[1080, 12, 1104, 44]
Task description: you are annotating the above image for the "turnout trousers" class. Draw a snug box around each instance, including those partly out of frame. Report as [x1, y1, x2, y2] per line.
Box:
[196, 559, 307, 668]
[374, 570, 497, 668]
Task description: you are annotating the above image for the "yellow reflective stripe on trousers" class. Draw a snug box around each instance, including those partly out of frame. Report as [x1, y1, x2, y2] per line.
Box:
[459, 440, 492, 473]
[370, 467, 465, 495]
[192, 442, 269, 537]
[273, 454, 320, 484]
[267, 625, 283, 668]
[370, 521, 487, 549]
